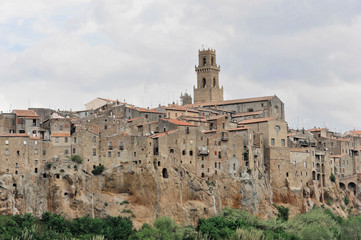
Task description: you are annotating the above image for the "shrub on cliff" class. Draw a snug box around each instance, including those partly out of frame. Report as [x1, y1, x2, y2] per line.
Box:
[92, 165, 104, 175]
[275, 205, 289, 222]
[71, 154, 82, 164]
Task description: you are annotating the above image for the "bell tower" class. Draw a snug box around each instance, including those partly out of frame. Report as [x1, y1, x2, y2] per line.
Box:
[193, 48, 223, 104]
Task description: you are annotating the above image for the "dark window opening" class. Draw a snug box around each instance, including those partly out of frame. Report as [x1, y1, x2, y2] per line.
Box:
[35, 168, 38, 173]
[162, 168, 168, 178]
[203, 57, 206, 66]
[202, 78, 206, 88]
[158, 161, 161, 166]
[201, 173, 205, 178]
[43, 173, 47, 178]
[182, 150, 186, 155]
[55, 174, 60, 179]
[190, 150, 193, 156]
[213, 78, 216, 87]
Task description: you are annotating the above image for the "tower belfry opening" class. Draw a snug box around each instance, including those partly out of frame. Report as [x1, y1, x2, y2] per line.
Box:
[193, 48, 224, 104]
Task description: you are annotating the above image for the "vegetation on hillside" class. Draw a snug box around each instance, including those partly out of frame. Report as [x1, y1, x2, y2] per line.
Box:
[0, 206, 359, 240]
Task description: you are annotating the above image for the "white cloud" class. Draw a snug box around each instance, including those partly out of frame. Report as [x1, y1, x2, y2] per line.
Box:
[1, 0, 361, 131]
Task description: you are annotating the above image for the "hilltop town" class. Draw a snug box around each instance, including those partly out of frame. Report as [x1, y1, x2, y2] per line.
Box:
[0, 49, 359, 227]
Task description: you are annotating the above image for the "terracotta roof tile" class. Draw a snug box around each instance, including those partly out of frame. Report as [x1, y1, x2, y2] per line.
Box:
[13, 110, 38, 118]
[232, 111, 264, 118]
[149, 130, 178, 138]
[308, 128, 327, 132]
[0, 133, 29, 137]
[161, 118, 196, 127]
[127, 107, 162, 114]
[228, 127, 249, 132]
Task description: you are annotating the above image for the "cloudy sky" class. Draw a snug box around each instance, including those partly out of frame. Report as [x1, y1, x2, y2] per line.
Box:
[1, 0, 361, 132]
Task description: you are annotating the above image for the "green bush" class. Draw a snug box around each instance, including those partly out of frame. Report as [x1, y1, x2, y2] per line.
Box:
[344, 195, 350, 206]
[275, 205, 289, 221]
[92, 165, 105, 175]
[330, 173, 336, 182]
[71, 154, 82, 164]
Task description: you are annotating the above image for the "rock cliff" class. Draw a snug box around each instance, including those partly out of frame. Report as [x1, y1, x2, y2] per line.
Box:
[0, 161, 357, 228]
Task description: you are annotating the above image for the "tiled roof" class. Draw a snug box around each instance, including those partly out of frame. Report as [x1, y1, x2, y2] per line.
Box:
[162, 118, 196, 127]
[52, 132, 71, 137]
[206, 115, 227, 121]
[237, 116, 276, 125]
[164, 105, 199, 113]
[127, 107, 162, 114]
[149, 130, 178, 138]
[232, 111, 264, 118]
[308, 128, 327, 132]
[13, 110, 38, 118]
[127, 117, 142, 122]
[351, 130, 361, 135]
[228, 127, 249, 132]
[186, 96, 275, 107]
[0, 133, 29, 137]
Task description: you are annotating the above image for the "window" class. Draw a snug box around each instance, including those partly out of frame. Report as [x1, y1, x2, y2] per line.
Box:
[202, 78, 206, 88]
[304, 162, 307, 168]
[201, 164, 204, 168]
[211, 57, 214, 66]
[93, 148, 96, 156]
[65, 137, 68, 143]
[134, 152, 136, 157]
[219, 162, 221, 169]
[293, 161, 296, 167]
[233, 163, 236, 170]
[203, 57, 206, 66]
[186, 127, 190, 134]
[215, 162, 217, 168]
[74, 137, 77, 143]
[117, 152, 120, 157]
[64, 149, 68, 155]
[60, 125, 63, 130]
[43, 150, 46, 156]
[55, 137, 59, 143]
[271, 138, 275, 146]
[213, 78, 216, 87]
[16, 163, 18, 168]
[108, 151, 111, 157]
[23, 140, 27, 145]
[35, 160, 38, 165]
[281, 139, 285, 146]
[93, 136, 96, 142]
[189, 150, 193, 156]
[73, 148, 76, 154]
[5, 140, 8, 145]
[218, 151, 222, 159]
[278, 164, 280, 170]
[182, 150, 186, 155]
[34, 149, 38, 154]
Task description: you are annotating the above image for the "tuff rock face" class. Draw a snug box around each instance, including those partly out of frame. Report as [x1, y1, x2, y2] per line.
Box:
[0, 161, 357, 229]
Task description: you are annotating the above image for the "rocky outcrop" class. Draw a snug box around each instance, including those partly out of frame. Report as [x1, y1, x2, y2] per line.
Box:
[0, 161, 357, 228]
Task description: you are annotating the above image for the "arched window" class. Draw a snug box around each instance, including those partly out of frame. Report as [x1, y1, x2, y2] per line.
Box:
[203, 57, 206, 66]
[202, 78, 206, 88]
[213, 78, 216, 87]
[211, 57, 214, 66]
